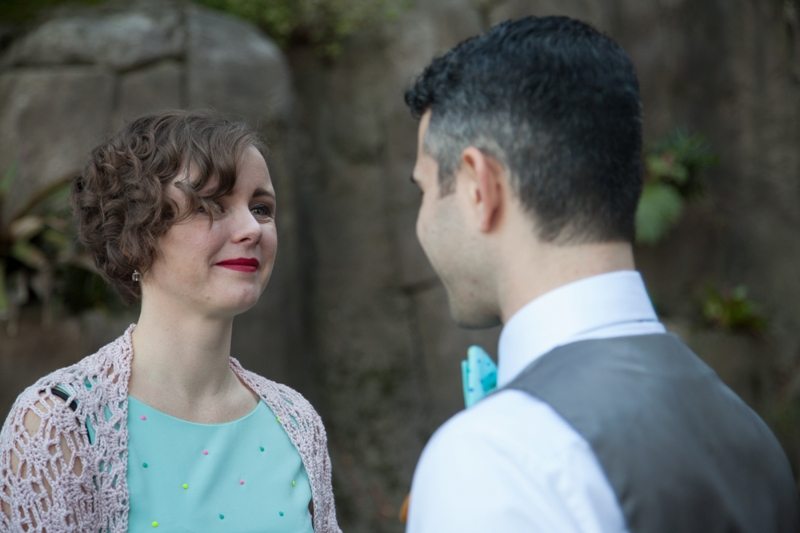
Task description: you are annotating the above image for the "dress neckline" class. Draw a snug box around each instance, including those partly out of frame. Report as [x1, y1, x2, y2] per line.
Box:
[128, 395, 262, 427]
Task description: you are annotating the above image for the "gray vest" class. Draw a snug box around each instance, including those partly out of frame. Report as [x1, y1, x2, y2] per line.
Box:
[505, 334, 799, 533]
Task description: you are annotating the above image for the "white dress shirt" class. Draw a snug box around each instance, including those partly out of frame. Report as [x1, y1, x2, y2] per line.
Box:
[407, 271, 666, 533]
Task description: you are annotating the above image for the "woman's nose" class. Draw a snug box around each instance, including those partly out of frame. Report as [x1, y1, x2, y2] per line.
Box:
[231, 207, 262, 243]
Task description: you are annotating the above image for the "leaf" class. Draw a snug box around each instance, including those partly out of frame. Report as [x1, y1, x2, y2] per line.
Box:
[702, 285, 766, 334]
[9, 215, 45, 241]
[43, 215, 69, 232]
[9, 177, 71, 222]
[10, 240, 48, 270]
[646, 154, 689, 185]
[635, 182, 684, 245]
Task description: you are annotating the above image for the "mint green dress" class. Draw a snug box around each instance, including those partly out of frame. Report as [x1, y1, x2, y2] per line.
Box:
[126, 397, 314, 532]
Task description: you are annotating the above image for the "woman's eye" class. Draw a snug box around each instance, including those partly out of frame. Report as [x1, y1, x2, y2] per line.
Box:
[251, 204, 274, 218]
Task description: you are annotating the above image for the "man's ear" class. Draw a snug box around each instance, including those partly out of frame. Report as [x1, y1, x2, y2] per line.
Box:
[459, 147, 506, 232]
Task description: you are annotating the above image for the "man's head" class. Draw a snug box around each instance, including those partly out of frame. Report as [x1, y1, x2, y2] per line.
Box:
[405, 15, 642, 244]
[405, 16, 642, 326]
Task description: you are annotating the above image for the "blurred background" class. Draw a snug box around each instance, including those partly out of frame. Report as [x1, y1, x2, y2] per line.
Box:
[0, 0, 798, 531]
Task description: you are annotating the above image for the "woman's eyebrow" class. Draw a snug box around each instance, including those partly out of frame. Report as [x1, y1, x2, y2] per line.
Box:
[252, 187, 276, 199]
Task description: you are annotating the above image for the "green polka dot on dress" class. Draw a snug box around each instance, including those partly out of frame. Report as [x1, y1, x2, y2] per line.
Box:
[126, 396, 314, 532]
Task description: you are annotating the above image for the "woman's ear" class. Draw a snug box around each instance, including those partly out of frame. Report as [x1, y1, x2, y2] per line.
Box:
[458, 147, 506, 232]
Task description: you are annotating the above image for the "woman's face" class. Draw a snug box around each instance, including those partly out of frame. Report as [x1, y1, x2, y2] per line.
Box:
[142, 145, 278, 318]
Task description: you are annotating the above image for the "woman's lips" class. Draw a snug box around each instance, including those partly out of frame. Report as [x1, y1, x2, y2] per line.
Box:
[216, 258, 260, 272]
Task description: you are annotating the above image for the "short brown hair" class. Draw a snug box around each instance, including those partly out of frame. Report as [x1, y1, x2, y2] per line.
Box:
[72, 109, 266, 302]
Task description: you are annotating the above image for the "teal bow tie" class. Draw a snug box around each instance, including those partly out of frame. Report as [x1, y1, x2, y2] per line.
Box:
[461, 345, 498, 408]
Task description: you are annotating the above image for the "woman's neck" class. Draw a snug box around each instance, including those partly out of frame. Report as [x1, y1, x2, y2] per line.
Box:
[128, 304, 255, 422]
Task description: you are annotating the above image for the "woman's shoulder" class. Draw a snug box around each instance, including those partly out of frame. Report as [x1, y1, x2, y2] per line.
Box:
[4, 326, 134, 421]
[0, 330, 131, 531]
[229, 359, 339, 532]
[229, 358, 323, 429]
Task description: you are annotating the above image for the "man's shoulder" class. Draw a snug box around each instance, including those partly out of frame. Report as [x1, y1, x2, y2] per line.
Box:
[424, 389, 593, 468]
[409, 391, 625, 533]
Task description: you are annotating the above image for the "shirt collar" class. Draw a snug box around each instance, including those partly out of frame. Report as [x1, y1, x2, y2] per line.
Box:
[497, 270, 661, 387]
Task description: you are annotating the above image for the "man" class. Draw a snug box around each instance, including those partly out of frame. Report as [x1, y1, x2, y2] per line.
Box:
[404, 15, 798, 533]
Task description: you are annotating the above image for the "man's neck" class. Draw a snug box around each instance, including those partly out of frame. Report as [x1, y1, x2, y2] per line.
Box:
[497, 239, 636, 324]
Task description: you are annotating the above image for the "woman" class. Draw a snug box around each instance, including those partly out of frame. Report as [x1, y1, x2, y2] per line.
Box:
[0, 110, 340, 532]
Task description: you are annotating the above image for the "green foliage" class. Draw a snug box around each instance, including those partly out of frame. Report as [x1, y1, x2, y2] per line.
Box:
[635, 182, 684, 245]
[635, 129, 717, 245]
[0, 0, 106, 25]
[193, 0, 410, 57]
[0, 167, 119, 334]
[701, 285, 766, 335]
[2, 0, 410, 57]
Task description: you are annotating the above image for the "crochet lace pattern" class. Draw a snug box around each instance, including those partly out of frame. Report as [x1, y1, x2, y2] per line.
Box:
[0, 325, 340, 532]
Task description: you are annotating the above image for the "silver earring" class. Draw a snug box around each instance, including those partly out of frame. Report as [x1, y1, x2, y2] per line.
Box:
[132, 270, 141, 282]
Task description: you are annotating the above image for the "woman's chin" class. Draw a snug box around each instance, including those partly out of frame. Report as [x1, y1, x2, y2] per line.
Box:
[209, 295, 261, 319]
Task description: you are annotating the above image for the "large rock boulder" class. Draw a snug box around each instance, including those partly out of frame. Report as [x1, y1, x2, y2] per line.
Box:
[2, 4, 184, 70]
[0, 0, 291, 224]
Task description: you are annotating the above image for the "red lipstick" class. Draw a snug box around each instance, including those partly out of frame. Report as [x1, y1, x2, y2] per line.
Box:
[216, 258, 260, 273]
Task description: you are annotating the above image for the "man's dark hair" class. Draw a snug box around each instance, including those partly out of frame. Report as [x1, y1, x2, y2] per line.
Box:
[404, 16, 642, 243]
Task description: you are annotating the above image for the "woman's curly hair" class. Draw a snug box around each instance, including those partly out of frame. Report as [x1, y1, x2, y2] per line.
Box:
[72, 109, 266, 303]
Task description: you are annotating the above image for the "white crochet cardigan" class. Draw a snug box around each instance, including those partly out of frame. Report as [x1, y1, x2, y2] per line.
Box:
[0, 325, 340, 532]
